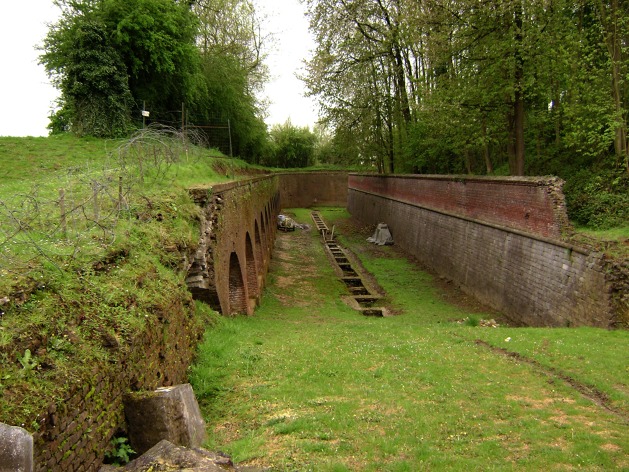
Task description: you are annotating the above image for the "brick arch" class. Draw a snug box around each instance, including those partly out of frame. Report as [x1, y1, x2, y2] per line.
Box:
[245, 232, 259, 310]
[264, 206, 271, 245]
[254, 219, 265, 276]
[228, 252, 247, 315]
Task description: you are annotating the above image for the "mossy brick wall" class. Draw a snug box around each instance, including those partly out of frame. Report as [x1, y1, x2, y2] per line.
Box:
[30, 176, 282, 470]
[278, 172, 348, 208]
[348, 174, 618, 328]
[31, 294, 203, 471]
[187, 176, 280, 315]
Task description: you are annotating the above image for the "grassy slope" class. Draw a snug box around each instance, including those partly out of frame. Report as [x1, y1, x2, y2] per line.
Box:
[190, 208, 628, 471]
[0, 135, 253, 427]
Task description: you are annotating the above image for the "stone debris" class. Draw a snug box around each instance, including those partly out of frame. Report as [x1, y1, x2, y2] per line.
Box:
[456, 317, 500, 328]
[99, 440, 271, 472]
[124, 384, 207, 456]
[0, 423, 33, 472]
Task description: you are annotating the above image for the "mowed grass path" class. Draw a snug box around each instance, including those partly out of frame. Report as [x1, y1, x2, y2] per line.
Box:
[190, 209, 629, 471]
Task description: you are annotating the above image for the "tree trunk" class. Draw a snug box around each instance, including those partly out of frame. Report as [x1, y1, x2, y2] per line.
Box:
[482, 117, 493, 174]
[510, 2, 526, 176]
[599, 0, 628, 173]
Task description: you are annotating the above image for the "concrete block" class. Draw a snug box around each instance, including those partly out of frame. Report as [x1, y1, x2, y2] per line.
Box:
[124, 383, 207, 455]
[0, 423, 33, 472]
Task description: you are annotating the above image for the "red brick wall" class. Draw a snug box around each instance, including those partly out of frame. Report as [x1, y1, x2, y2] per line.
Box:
[349, 174, 570, 238]
[348, 175, 619, 328]
[279, 172, 348, 208]
[189, 177, 279, 316]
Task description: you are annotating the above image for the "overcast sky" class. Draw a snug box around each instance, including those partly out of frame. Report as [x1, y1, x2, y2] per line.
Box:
[0, 0, 318, 137]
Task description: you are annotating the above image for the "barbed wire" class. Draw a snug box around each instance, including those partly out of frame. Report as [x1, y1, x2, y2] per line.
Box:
[0, 125, 211, 291]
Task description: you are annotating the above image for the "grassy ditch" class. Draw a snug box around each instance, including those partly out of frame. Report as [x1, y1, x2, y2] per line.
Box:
[190, 208, 629, 471]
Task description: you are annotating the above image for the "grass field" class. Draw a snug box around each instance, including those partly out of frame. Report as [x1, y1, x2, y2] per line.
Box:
[1, 136, 627, 469]
[190, 208, 629, 471]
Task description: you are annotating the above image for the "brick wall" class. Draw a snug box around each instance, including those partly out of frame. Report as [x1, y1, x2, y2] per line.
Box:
[32, 292, 203, 471]
[350, 174, 570, 239]
[348, 175, 619, 328]
[278, 172, 348, 208]
[187, 176, 280, 315]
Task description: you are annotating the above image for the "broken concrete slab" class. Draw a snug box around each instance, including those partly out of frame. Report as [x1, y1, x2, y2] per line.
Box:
[124, 383, 207, 455]
[0, 423, 33, 472]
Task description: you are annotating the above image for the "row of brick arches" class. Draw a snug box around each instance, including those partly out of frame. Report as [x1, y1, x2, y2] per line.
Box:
[225, 191, 281, 315]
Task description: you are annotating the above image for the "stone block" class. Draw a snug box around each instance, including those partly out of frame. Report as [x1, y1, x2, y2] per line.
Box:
[111, 440, 231, 472]
[124, 383, 207, 455]
[0, 423, 33, 472]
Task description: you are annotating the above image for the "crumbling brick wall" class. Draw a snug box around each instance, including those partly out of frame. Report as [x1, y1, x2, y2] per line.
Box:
[32, 293, 203, 472]
[187, 176, 280, 315]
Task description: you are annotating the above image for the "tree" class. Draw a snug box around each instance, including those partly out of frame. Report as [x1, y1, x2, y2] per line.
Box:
[41, 5, 134, 136]
[42, 0, 206, 136]
[191, 0, 270, 162]
[266, 121, 317, 168]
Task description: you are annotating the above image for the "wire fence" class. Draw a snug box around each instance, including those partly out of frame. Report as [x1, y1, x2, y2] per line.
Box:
[0, 125, 210, 282]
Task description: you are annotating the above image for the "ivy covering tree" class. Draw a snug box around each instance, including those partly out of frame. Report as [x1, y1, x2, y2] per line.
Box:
[41, 0, 269, 161]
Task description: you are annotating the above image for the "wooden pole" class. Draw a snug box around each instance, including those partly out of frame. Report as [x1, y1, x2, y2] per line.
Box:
[92, 181, 100, 222]
[59, 188, 67, 238]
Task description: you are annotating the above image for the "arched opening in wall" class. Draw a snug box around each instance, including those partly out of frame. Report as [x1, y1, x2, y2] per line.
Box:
[228, 252, 248, 315]
[245, 233, 259, 311]
[264, 206, 271, 242]
[254, 220, 265, 279]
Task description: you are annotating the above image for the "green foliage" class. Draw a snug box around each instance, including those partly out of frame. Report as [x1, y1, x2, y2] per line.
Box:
[264, 121, 317, 168]
[104, 436, 135, 465]
[41, 13, 134, 137]
[564, 168, 629, 229]
[40, 0, 270, 160]
[17, 349, 39, 373]
[304, 0, 628, 227]
[100, 0, 202, 120]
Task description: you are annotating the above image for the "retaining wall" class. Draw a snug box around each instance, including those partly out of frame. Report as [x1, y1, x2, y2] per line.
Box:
[186, 176, 280, 315]
[278, 172, 348, 208]
[348, 174, 619, 328]
[31, 290, 203, 472]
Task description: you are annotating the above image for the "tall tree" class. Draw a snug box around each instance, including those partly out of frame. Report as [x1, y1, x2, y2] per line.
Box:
[42, 0, 203, 136]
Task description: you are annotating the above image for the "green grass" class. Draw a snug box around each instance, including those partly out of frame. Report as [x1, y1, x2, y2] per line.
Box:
[190, 210, 629, 471]
[577, 226, 629, 240]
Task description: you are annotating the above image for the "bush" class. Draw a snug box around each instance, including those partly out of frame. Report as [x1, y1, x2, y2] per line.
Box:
[564, 168, 629, 229]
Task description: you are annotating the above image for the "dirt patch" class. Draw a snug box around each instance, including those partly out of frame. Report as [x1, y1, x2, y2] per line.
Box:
[271, 226, 322, 308]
